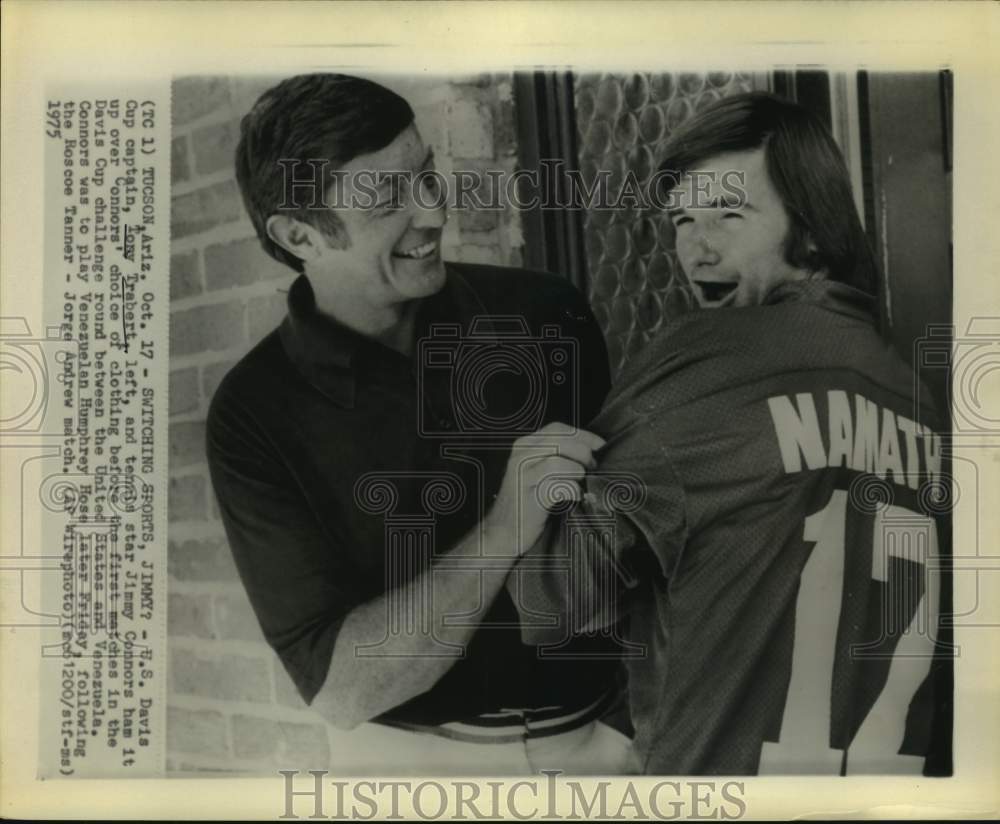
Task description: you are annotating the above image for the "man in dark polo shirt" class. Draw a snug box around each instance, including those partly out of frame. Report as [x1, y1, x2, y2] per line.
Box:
[205, 73, 628, 774]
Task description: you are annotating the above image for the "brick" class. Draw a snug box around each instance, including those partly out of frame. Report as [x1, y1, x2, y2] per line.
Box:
[167, 707, 228, 756]
[170, 301, 245, 356]
[448, 157, 502, 211]
[205, 237, 290, 291]
[458, 207, 498, 233]
[193, 119, 239, 176]
[171, 180, 242, 239]
[458, 229, 499, 247]
[281, 722, 331, 765]
[201, 360, 237, 402]
[231, 715, 330, 764]
[169, 420, 207, 470]
[169, 593, 215, 639]
[273, 664, 308, 710]
[170, 251, 202, 300]
[229, 715, 278, 759]
[169, 368, 200, 417]
[171, 648, 271, 702]
[173, 76, 232, 126]
[447, 99, 494, 159]
[457, 244, 502, 266]
[248, 293, 287, 342]
[171, 136, 191, 184]
[168, 536, 238, 582]
[169, 475, 207, 522]
[204, 238, 257, 289]
[214, 592, 264, 642]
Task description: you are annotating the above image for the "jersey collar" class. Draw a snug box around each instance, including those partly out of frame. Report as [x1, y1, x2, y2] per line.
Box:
[763, 279, 877, 323]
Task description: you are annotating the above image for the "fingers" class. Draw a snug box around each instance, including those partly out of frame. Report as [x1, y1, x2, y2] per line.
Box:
[536, 456, 584, 508]
[531, 421, 606, 451]
[487, 424, 607, 548]
[537, 455, 587, 480]
[533, 455, 586, 511]
[537, 476, 582, 509]
[512, 425, 606, 470]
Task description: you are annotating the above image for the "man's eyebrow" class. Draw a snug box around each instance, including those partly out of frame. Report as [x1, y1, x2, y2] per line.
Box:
[718, 195, 752, 209]
[690, 196, 753, 210]
[666, 206, 686, 219]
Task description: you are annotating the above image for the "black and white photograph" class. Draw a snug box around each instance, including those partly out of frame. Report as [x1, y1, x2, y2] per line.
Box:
[167, 68, 953, 778]
[2, 2, 998, 820]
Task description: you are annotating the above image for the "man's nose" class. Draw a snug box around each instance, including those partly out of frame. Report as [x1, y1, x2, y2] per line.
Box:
[685, 233, 721, 269]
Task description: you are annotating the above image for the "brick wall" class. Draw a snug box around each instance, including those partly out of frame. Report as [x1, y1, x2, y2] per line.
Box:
[167, 73, 521, 772]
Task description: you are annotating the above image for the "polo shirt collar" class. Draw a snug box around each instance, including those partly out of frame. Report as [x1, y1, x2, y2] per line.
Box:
[279, 264, 492, 409]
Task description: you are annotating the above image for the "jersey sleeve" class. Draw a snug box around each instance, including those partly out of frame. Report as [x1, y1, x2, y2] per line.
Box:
[206, 382, 365, 705]
[511, 415, 689, 645]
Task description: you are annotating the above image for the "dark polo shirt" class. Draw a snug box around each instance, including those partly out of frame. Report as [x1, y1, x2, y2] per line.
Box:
[206, 261, 621, 727]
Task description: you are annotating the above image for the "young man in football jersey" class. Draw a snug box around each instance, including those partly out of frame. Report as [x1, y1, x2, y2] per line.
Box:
[512, 92, 950, 775]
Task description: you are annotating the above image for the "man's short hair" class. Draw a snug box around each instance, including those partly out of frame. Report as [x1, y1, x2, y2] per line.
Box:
[235, 73, 415, 272]
[658, 92, 878, 295]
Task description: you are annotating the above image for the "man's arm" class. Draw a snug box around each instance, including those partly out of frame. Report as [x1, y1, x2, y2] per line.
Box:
[314, 422, 606, 728]
[208, 398, 603, 729]
[315, 520, 519, 728]
[511, 424, 689, 647]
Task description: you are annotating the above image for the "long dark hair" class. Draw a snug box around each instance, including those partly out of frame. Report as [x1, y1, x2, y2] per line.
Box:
[658, 92, 877, 294]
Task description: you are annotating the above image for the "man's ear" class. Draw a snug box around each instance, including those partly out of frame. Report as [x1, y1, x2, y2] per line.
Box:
[265, 215, 343, 264]
[803, 236, 829, 279]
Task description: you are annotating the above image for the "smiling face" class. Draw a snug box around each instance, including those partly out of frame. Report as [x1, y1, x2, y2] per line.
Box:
[309, 124, 447, 311]
[669, 147, 813, 309]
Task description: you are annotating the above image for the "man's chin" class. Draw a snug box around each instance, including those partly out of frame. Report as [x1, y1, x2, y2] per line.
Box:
[388, 258, 447, 298]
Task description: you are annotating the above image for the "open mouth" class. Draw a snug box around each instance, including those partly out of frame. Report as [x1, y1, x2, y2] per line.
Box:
[392, 239, 438, 261]
[693, 280, 738, 306]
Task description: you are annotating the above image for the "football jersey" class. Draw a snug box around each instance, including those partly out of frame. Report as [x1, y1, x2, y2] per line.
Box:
[514, 280, 948, 775]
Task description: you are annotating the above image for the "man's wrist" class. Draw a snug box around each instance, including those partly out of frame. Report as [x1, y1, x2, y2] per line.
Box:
[480, 516, 527, 560]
